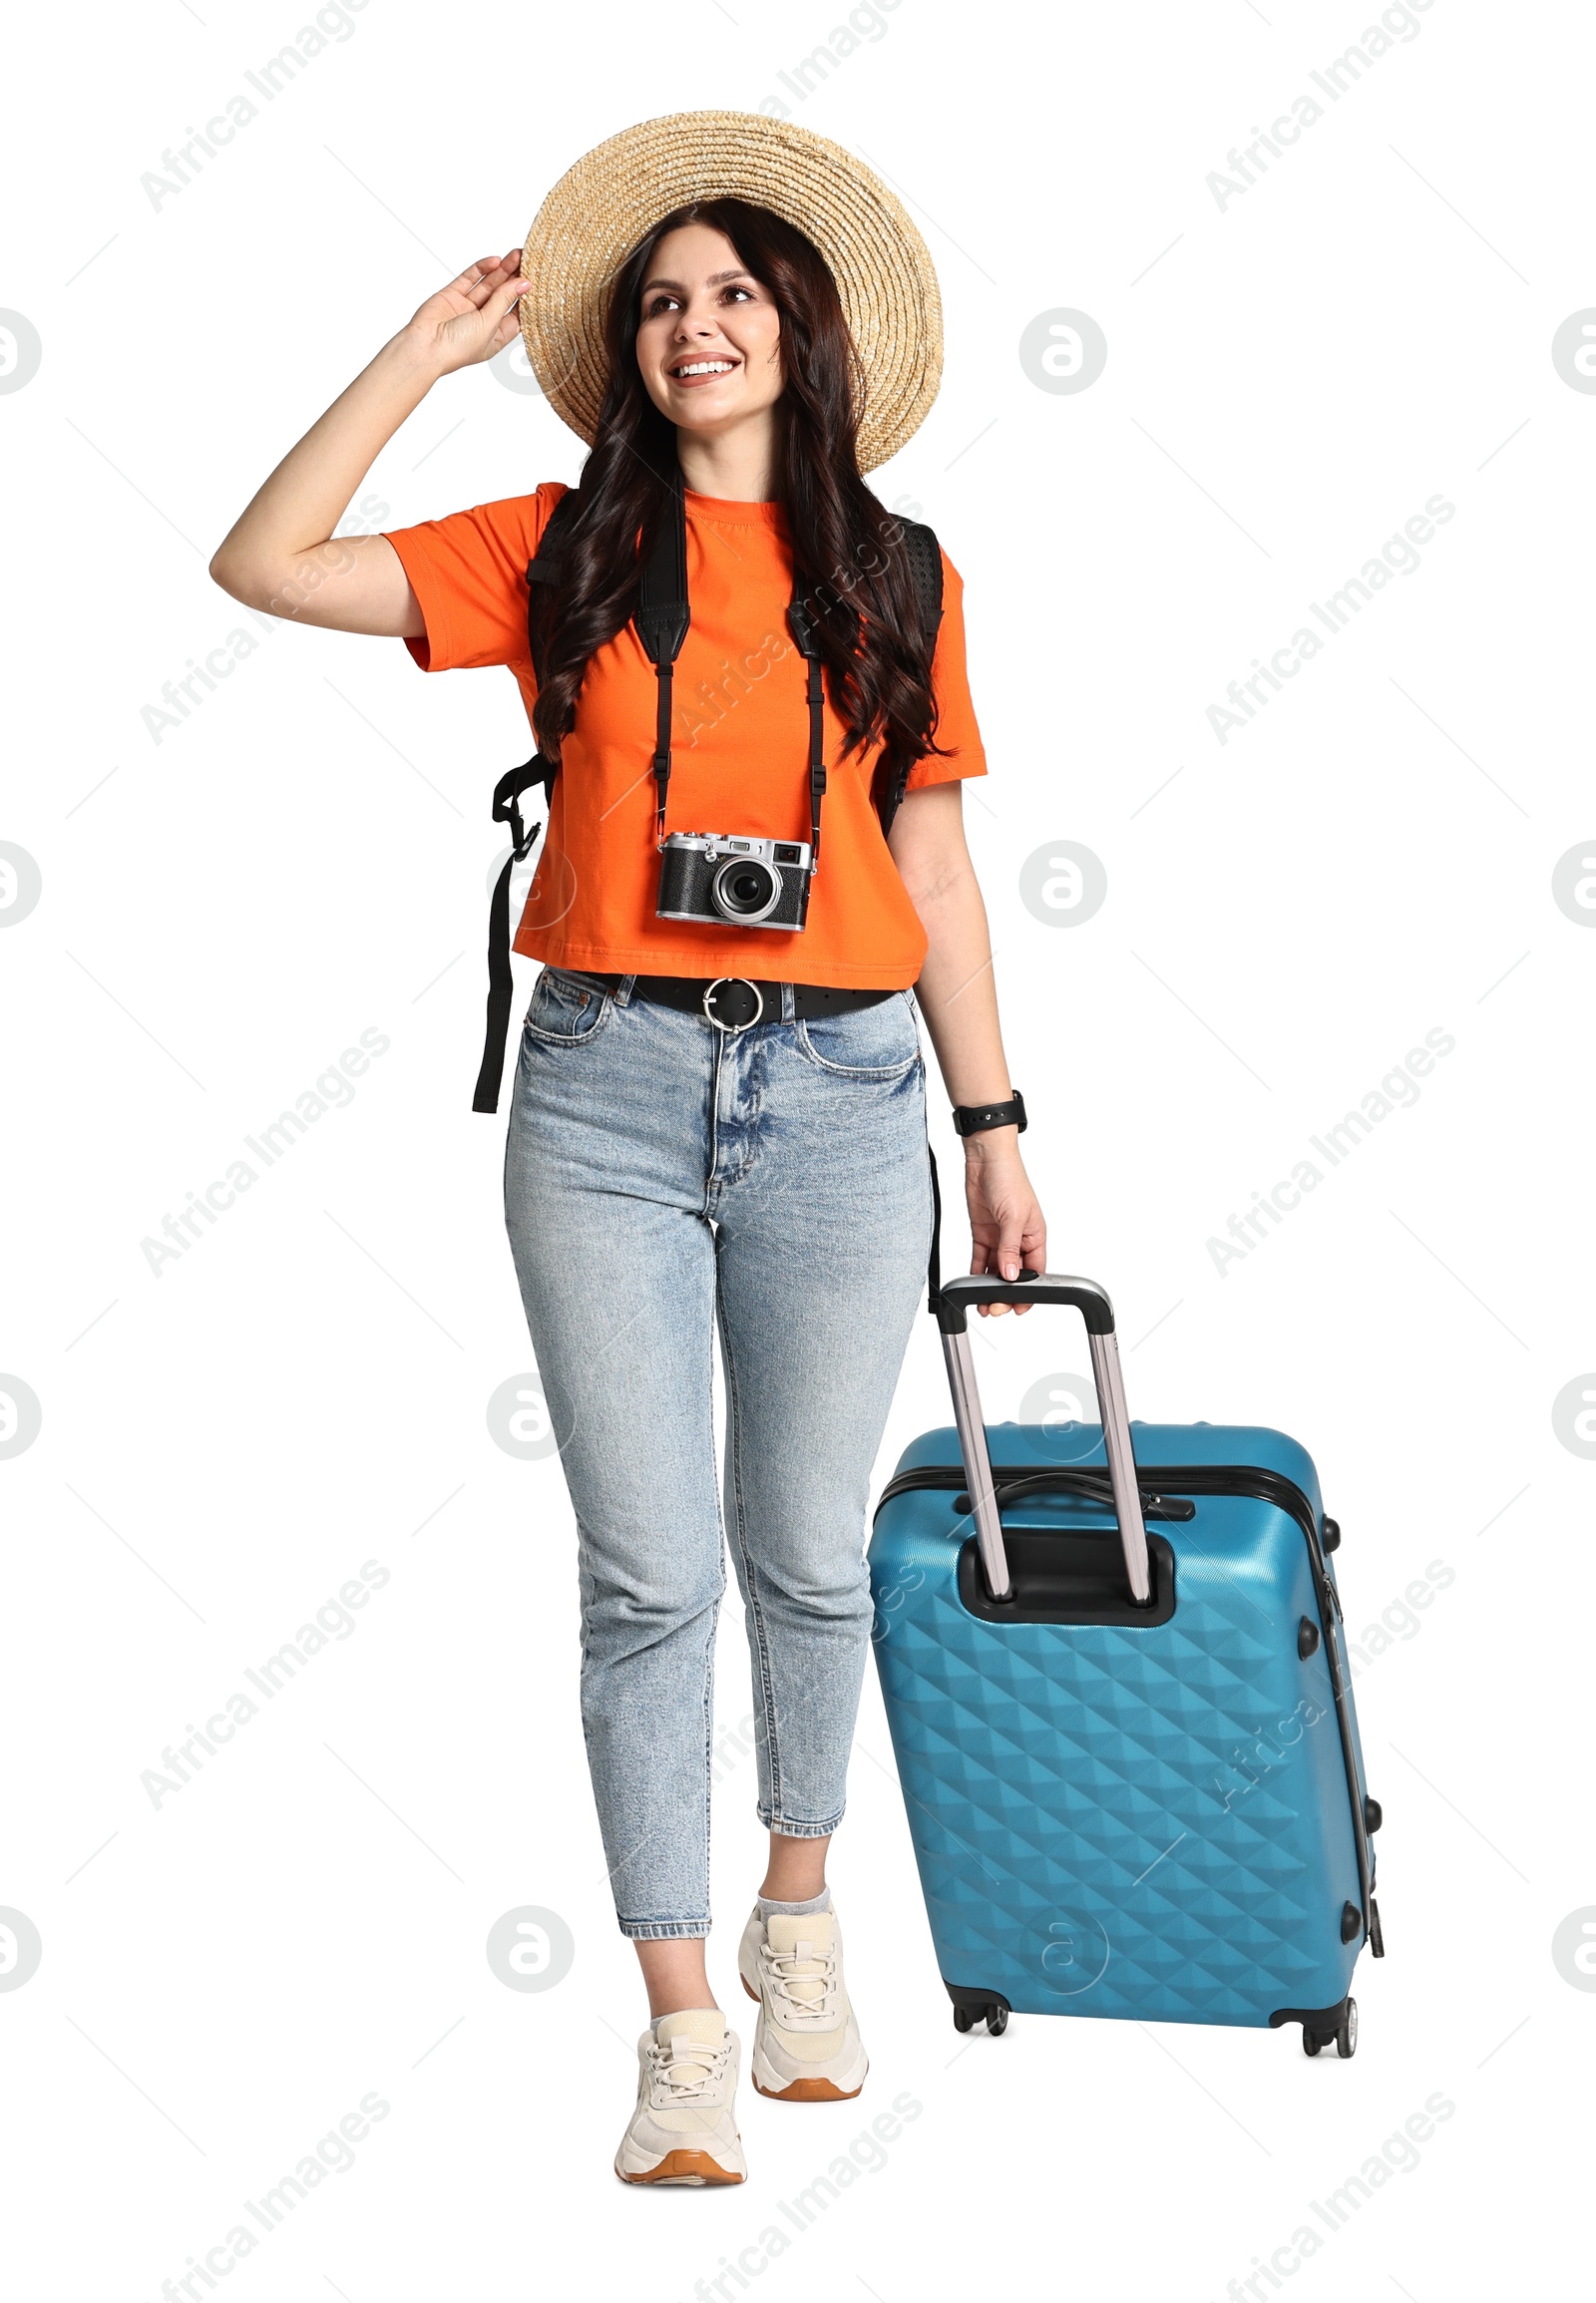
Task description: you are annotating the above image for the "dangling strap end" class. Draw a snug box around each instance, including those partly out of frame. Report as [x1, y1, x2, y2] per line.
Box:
[926, 1140, 944, 1316]
[472, 851, 518, 1115]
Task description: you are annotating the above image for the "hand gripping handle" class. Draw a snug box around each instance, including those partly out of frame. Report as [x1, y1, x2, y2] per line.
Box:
[936, 1273, 1152, 1608]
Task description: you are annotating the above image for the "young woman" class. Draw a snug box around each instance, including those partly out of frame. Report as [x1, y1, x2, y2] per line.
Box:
[211, 111, 1043, 2187]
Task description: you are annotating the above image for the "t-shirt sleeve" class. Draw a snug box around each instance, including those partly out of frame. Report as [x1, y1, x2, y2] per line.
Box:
[384, 484, 567, 674]
[905, 551, 989, 790]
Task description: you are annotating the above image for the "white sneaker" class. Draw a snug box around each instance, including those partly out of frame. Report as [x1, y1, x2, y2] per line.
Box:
[737, 1904, 868, 2102]
[613, 2009, 747, 2186]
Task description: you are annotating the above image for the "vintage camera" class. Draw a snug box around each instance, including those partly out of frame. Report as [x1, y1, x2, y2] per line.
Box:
[656, 832, 812, 932]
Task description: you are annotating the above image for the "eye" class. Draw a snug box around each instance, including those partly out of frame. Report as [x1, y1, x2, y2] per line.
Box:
[722, 284, 756, 303]
[643, 292, 682, 317]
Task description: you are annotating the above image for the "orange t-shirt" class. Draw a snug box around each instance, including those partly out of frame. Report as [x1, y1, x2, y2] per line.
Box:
[384, 484, 988, 987]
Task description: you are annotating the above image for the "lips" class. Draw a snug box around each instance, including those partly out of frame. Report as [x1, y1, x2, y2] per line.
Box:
[668, 356, 740, 386]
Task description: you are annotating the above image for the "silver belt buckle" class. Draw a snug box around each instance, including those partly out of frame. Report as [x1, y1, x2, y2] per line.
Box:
[702, 976, 764, 1031]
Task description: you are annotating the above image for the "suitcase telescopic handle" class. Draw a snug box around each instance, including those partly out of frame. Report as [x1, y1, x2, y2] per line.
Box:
[935, 1273, 1114, 1337]
[936, 1272, 1152, 1609]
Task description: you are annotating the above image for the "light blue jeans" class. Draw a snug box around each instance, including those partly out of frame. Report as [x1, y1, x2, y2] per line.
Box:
[504, 966, 934, 1939]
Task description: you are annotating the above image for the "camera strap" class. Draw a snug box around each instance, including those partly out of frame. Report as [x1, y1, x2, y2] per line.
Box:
[785, 592, 827, 868]
[631, 475, 829, 866]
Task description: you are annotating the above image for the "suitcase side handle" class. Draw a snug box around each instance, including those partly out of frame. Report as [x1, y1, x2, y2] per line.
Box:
[939, 1271, 1152, 1610]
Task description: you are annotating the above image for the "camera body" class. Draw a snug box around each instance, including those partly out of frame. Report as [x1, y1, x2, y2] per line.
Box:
[656, 832, 812, 932]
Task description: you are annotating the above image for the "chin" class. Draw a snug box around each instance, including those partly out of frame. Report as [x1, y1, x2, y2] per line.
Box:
[671, 402, 747, 434]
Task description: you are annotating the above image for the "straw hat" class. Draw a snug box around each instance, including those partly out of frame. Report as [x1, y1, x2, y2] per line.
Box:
[519, 110, 943, 473]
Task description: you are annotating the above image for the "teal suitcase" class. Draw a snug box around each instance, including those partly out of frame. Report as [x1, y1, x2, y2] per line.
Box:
[868, 1273, 1383, 2054]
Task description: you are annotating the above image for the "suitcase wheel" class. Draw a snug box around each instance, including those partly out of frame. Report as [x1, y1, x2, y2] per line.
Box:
[1302, 1998, 1358, 2060]
[952, 2002, 1008, 2036]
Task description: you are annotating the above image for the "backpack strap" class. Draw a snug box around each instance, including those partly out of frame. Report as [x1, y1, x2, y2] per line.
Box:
[876, 518, 945, 842]
[522, 484, 586, 687]
[471, 489, 584, 1115]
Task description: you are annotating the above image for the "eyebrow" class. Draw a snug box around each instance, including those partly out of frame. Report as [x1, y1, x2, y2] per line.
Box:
[639, 267, 757, 296]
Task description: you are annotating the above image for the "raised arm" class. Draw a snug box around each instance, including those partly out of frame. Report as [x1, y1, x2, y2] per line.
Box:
[208, 251, 530, 635]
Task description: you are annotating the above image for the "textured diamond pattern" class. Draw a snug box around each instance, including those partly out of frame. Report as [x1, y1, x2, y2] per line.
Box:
[870, 1465, 1366, 2028]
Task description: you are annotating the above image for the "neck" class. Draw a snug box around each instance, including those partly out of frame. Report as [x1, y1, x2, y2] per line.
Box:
[674, 413, 778, 503]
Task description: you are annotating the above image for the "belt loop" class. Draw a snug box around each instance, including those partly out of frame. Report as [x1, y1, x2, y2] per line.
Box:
[781, 981, 796, 1023]
[613, 973, 637, 1007]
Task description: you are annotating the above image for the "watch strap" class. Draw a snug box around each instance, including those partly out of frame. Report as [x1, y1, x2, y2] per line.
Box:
[952, 1089, 1027, 1138]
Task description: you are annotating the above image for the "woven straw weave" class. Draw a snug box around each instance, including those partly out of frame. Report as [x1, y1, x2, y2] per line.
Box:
[519, 110, 943, 473]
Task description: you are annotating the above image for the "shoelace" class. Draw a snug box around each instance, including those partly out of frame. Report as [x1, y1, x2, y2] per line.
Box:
[647, 2035, 730, 2105]
[758, 1937, 841, 2028]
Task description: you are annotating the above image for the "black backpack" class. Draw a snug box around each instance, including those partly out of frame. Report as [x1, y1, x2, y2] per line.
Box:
[473, 487, 946, 1111]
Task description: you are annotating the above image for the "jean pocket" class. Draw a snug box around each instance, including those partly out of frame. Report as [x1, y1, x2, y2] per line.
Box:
[523, 966, 616, 1047]
[795, 991, 921, 1078]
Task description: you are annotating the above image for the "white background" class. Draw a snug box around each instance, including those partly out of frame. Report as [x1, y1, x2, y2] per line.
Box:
[2, 0, 1589, 2295]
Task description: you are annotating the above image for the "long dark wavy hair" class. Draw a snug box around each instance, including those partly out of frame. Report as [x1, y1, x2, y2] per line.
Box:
[529, 197, 945, 804]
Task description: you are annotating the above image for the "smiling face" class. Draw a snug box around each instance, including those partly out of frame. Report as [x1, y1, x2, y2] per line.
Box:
[634, 221, 785, 448]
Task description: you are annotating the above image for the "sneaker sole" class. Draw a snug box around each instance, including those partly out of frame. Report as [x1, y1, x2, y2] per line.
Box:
[740, 1974, 867, 2101]
[752, 2073, 865, 2102]
[615, 2148, 745, 2186]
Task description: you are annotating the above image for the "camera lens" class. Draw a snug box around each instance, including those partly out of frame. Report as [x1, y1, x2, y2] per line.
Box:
[711, 856, 780, 923]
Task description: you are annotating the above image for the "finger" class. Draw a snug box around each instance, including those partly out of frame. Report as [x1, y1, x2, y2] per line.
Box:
[1013, 1226, 1045, 1314]
[465, 255, 524, 310]
[447, 254, 505, 300]
[983, 1223, 1022, 1316]
[483, 269, 529, 321]
[995, 1226, 1025, 1286]
[970, 1238, 1003, 1318]
[461, 278, 527, 356]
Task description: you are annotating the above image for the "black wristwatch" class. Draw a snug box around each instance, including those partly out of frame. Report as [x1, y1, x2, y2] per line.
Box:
[952, 1089, 1027, 1139]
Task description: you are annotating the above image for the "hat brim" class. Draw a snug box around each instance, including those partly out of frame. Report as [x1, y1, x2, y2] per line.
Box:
[519, 110, 943, 475]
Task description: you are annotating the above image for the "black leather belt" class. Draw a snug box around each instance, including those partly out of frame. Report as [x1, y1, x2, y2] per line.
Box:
[589, 973, 898, 1032]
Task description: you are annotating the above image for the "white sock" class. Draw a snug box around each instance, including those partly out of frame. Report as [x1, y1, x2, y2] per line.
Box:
[757, 1887, 832, 1921]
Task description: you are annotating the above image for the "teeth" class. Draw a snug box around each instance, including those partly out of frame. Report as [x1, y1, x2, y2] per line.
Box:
[674, 360, 734, 377]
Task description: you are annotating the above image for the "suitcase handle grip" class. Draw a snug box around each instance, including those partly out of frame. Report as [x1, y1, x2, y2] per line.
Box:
[935, 1271, 1112, 1336]
[938, 1272, 1152, 1609]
